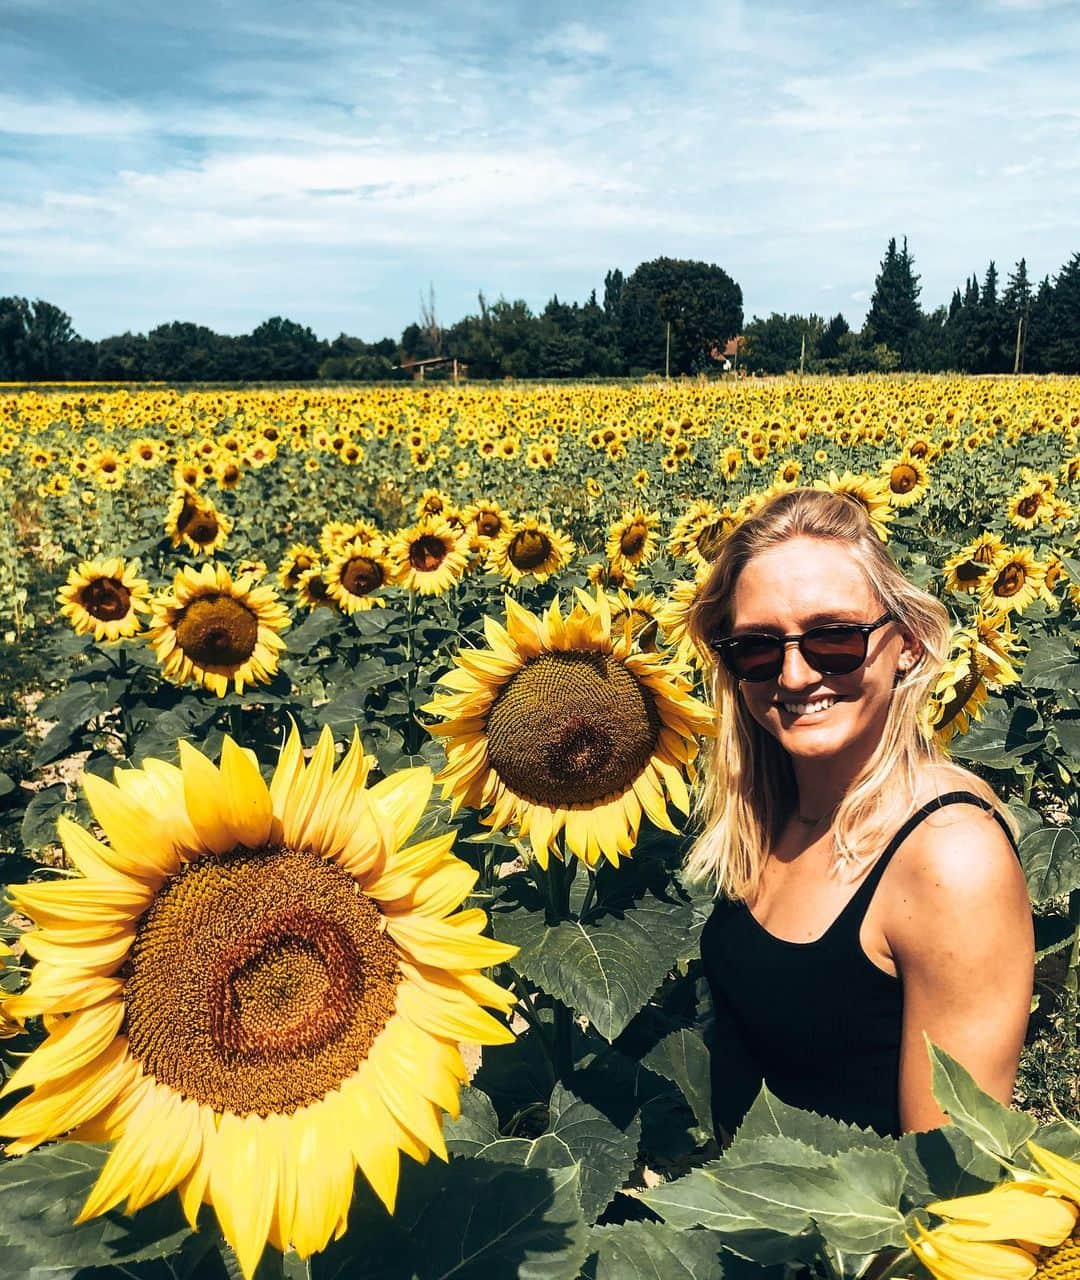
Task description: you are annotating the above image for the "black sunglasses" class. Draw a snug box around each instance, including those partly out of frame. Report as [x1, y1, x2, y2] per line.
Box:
[710, 613, 894, 682]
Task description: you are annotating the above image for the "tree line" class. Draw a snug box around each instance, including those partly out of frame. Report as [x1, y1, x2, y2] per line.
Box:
[2, 243, 1079, 383]
[741, 240, 1080, 376]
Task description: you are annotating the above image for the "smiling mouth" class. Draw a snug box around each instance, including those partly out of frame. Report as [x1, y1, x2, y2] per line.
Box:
[778, 697, 837, 716]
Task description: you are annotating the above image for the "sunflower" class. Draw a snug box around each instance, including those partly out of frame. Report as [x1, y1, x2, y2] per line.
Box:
[980, 547, 1046, 619]
[326, 540, 390, 613]
[319, 519, 379, 559]
[165, 488, 232, 557]
[93, 449, 126, 491]
[586, 560, 638, 592]
[668, 500, 737, 571]
[908, 1141, 1080, 1280]
[1007, 484, 1050, 532]
[606, 508, 660, 572]
[57, 558, 151, 643]
[0, 728, 516, 1279]
[278, 543, 321, 592]
[424, 594, 712, 869]
[943, 533, 1006, 594]
[656, 573, 710, 668]
[606, 590, 662, 645]
[462, 500, 511, 547]
[489, 518, 575, 585]
[388, 517, 469, 596]
[812, 471, 895, 540]
[416, 488, 453, 520]
[926, 612, 1023, 745]
[296, 566, 337, 611]
[145, 563, 291, 697]
[880, 452, 930, 507]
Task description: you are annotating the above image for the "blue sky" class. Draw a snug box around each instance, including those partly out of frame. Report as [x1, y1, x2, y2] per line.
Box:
[3, 0, 1078, 341]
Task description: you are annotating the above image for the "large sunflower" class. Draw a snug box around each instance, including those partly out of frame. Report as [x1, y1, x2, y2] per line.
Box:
[57, 557, 151, 643]
[908, 1142, 1080, 1279]
[606, 508, 660, 572]
[424, 594, 712, 868]
[325, 540, 390, 613]
[145, 563, 291, 696]
[165, 488, 232, 557]
[942, 533, 1006, 595]
[0, 728, 516, 1279]
[489, 518, 575, 585]
[388, 517, 469, 596]
[668, 500, 736, 571]
[926, 612, 1024, 745]
[880, 451, 930, 507]
[980, 547, 1046, 619]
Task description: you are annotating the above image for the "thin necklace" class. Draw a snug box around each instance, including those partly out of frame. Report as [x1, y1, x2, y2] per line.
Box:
[793, 805, 838, 826]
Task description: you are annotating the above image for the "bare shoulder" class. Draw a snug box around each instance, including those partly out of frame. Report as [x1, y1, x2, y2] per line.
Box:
[884, 773, 1030, 956]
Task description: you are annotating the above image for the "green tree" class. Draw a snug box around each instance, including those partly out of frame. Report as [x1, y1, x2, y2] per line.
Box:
[864, 236, 922, 367]
[1043, 252, 1080, 373]
[617, 257, 742, 375]
[742, 313, 822, 374]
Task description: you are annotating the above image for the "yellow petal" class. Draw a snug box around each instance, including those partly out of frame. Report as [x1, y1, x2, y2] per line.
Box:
[209, 1112, 278, 1280]
[178, 741, 234, 855]
[1, 999, 124, 1097]
[368, 768, 433, 848]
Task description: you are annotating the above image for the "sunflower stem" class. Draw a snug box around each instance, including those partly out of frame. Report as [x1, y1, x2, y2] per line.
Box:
[577, 872, 598, 923]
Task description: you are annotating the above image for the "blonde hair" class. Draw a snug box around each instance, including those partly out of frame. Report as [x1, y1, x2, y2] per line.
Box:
[684, 487, 1013, 899]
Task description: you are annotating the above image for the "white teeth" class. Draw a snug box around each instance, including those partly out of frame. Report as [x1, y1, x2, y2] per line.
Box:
[781, 697, 836, 716]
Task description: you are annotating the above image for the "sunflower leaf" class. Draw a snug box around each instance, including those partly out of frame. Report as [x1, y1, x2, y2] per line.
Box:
[1021, 634, 1080, 692]
[734, 1086, 894, 1158]
[492, 873, 694, 1041]
[1019, 823, 1080, 901]
[641, 1146, 909, 1261]
[311, 1157, 588, 1280]
[547, 1083, 641, 1223]
[927, 1040, 1036, 1159]
[586, 1222, 726, 1280]
[0, 1142, 199, 1269]
[640, 1027, 714, 1137]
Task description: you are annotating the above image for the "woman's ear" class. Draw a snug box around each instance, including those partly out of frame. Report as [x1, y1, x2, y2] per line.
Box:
[896, 634, 923, 673]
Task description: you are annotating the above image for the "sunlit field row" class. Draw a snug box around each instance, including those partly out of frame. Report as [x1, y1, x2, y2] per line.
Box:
[0, 376, 1078, 1279]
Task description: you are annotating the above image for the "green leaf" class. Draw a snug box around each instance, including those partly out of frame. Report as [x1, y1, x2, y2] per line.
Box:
[492, 874, 693, 1041]
[0, 1143, 199, 1270]
[0, 771, 15, 798]
[1022, 634, 1080, 691]
[311, 1157, 588, 1280]
[20, 784, 70, 849]
[946, 700, 1043, 767]
[734, 1087, 894, 1158]
[897, 1124, 1001, 1203]
[642, 1146, 909, 1262]
[927, 1040, 1036, 1160]
[1020, 824, 1080, 901]
[588, 1222, 725, 1280]
[547, 1083, 640, 1224]
[1052, 718, 1080, 763]
[641, 1027, 713, 1136]
[444, 1087, 503, 1157]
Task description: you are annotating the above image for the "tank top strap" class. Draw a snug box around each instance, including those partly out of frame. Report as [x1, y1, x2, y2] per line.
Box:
[855, 790, 1010, 904]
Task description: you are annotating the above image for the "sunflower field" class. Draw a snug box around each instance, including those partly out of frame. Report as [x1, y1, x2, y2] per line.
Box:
[0, 376, 1079, 1280]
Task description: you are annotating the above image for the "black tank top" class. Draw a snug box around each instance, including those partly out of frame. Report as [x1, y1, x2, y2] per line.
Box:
[700, 791, 1018, 1140]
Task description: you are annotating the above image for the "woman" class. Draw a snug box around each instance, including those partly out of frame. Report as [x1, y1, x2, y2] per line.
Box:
[688, 487, 1033, 1140]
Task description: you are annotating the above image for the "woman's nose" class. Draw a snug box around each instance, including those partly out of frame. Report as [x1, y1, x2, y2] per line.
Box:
[777, 640, 821, 688]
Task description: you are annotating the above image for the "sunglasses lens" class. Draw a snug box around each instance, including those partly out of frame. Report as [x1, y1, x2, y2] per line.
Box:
[802, 627, 867, 674]
[727, 637, 784, 681]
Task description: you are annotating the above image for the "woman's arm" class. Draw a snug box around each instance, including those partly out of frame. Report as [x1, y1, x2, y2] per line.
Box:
[886, 805, 1033, 1134]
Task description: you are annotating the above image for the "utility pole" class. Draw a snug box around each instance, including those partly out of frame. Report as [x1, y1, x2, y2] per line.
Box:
[799, 332, 806, 376]
[1013, 314, 1023, 375]
[665, 321, 671, 379]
